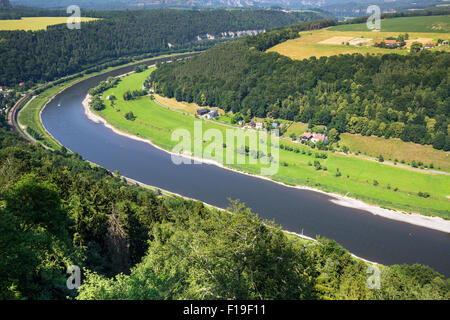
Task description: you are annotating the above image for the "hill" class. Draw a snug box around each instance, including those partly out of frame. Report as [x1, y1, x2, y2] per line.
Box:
[0, 9, 326, 86]
[330, 15, 450, 33]
[150, 19, 450, 152]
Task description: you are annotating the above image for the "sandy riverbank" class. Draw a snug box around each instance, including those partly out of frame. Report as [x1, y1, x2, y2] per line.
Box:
[82, 94, 450, 234]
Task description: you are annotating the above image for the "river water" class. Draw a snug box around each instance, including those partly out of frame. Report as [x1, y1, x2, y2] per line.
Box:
[41, 57, 450, 276]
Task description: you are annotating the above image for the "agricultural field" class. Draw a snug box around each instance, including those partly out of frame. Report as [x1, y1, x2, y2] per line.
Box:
[0, 17, 98, 31]
[339, 133, 450, 172]
[329, 15, 450, 33]
[94, 69, 450, 219]
[267, 15, 450, 60]
[154, 94, 225, 116]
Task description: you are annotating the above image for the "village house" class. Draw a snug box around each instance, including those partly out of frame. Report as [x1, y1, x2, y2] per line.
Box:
[300, 132, 313, 141]
[424, 43, 435, 49]
[300, 132, 328, 144]
[206, 109, 218, 119]
[197, 108, 209, 116]
[255, 122, 264, 130]
[311, 133, 328, 144]
[384, 40, 397, 47]
[247, 121, 255, 129]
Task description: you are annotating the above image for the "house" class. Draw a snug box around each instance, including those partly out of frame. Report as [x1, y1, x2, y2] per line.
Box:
[19, 82, 25, 86]
[384, 40, 397, 47]
[197, 108, 209, 116]
[206, 109, 218, 119]
[247, 121, 255, 128]
[255, 122, 264, 130]
[424, 43, 435, 49]
[300, 132, 313, 141]
[272, 122, 279, 128]
[0, 86, 3, 92]
[311, 133, 328, 144]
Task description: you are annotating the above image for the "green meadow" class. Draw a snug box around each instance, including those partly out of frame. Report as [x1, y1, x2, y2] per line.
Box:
[17, 81, 73, 150]
[329, 15, 450, 33]
[94, 69, 450, 219]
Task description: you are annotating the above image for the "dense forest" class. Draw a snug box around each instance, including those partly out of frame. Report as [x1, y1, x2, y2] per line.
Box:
[0, 9, 327, 86]
[150, 20, 450, 151]
[0, 116, 448, 299]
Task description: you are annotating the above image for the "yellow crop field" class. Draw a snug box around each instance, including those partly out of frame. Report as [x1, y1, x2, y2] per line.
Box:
[267, 28, 450, 60]
[339, 133, 450, 172]
[0, 17, 98, 31]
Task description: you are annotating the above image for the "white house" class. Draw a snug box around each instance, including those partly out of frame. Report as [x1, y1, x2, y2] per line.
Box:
[206, 109, 218, 119]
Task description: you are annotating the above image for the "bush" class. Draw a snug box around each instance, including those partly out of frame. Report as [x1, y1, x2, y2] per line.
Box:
[125, 112, 136, 121]
[418, 191, 430, 198]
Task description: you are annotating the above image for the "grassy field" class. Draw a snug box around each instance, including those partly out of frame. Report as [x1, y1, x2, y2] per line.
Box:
[94, 69, 450, 219]
[154, 94, 225, 116]
[339, 133, 450, 172]
[16, 52, 186, 151]
[18, 80, 77, 150]
[268, 17, 450, 60]
[329, 15, 450, 33]
[0, 17, 98, 31]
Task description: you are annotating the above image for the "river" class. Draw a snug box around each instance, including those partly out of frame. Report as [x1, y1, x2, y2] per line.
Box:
[40, 58, 450, 276]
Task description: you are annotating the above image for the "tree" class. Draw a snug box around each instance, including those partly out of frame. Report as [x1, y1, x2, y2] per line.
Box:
[327, 128, 339, 144]
[410, 41, 423, 53]
[123, 90, 132, 101]
[125, 112, 136, 121]
[4, 174, 69, 239]
[432, 132, 446, 150]
[78, 201, 319, 300]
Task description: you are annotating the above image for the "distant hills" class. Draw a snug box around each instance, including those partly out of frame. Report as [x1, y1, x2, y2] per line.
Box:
[7, 0, 450, 19]
[0, 0, 12, 8]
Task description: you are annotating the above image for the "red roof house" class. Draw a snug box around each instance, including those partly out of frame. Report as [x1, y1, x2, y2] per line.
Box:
[300, 132, 313, 140]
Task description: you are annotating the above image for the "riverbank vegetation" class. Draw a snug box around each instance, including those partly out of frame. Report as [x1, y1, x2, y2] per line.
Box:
[92, 69, 450, 219]
[0, 117, 448, 300]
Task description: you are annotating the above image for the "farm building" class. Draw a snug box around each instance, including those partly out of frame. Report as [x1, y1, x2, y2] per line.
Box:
[300, 132, 313, 141]
[197, 108, 209, 116]
[311, 133, 328, 143]
[384, 40, 397, 47]
[206, 109, 218, 119]
[424, 43, 435, 49]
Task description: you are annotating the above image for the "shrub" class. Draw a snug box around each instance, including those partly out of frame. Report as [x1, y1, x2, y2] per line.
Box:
[125, 112, 136, 121]
[418, 191, 430, 198]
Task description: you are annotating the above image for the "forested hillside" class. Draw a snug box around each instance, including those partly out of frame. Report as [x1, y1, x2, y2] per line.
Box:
[0, 117, 448, 300]
[150, 20, 450, 151]
[0, 9, 326, 86]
